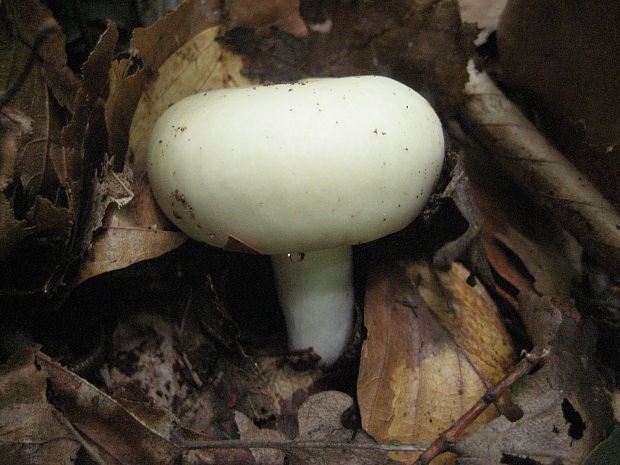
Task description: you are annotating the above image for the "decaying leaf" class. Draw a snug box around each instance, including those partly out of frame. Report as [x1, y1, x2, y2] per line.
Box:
[101, 311, 321, 433]
[455, 293, 614, 464]
[0, 1, 81, 293]
[37, 351, 183, 464]
[468, 174, 582, 301]
[0, 337, 79, 464]
[358, 260, 516, 464]
[236, 410, 287, 465]
[77, 170, 186, 283]
[286, 391, 391, 465]
[462, 60, 620, 275]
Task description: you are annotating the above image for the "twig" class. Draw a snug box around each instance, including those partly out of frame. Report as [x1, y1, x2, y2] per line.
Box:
[415, 346, 549, 465]
[0, 18, 60, 110]
[175, 437, 429, 453]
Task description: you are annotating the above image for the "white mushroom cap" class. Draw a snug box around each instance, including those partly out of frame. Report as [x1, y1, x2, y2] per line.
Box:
[147, 76, 444, 254]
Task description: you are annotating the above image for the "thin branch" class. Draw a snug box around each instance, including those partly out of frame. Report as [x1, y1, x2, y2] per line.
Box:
[175, 437, 429, 453]
[415, 346, 549, 465]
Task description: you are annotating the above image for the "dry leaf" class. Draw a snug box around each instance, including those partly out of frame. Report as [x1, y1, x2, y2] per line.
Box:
[37, 350, 183, 464]
[78, 172, 186, 283]
[0, 1, 80, 293]
[0, 337, 79, 464]
[301, 0, 472, 115]
[454, 293, 614, 464]
[470, 179, 581, 300]
[236, 410, 287, 465]
[287, 391, 390, 465]
[367, 0, 473, 115]
[358, 261, 515, 464]
[462, 60, 620, 275]
[2, 0, 79, 111]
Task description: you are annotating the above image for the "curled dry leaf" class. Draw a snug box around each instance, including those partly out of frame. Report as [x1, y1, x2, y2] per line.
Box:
[83, 0, 264, 281]
[83, 27, 250, 281]
[432, 151, 494, 288]
[0, 338, 80, 464]
[454, 293, 614, 464]
[469, 177, 581, 302]
[78, 171, 186, 283]
[358, 260, 516, 464]
[461, 60, 620, 275]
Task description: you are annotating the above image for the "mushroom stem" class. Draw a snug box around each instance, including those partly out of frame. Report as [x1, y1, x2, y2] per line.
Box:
[271, 246, 353, 365]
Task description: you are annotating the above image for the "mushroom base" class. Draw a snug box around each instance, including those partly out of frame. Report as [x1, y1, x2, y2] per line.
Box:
[271, 246, 354, 366]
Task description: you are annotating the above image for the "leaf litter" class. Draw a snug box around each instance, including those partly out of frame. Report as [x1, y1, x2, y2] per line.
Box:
[0, 1, 618, 464]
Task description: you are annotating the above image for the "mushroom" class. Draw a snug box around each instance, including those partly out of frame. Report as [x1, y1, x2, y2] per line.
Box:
[147, 76, 444, 365]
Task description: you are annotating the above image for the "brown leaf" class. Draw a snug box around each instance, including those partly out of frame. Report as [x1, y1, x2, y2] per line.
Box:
[106, 0, 223, 166]
[236, 410, 286, 465]
[78, 171, 186, 283]
[358, 261, 515, 464]
[454, 293, 614, 464]
[0, 4, 60, 197]
[469, 172, 581, 300]
[0, 337, 80, 464]
[300, 0, 472, 115]
[287, 391, 390, 465]
[37, 351, 183, 465]
[362, 0, 472, 114]
[2, 0, 79, 111]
